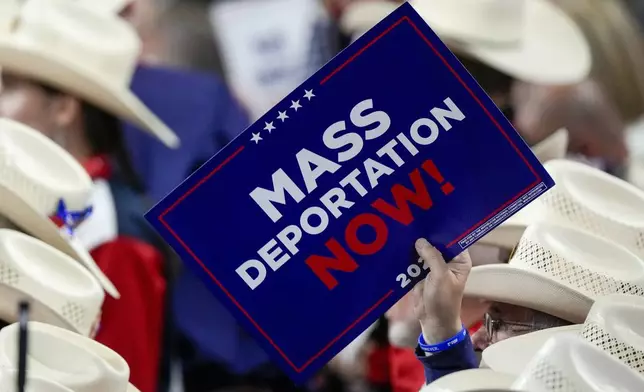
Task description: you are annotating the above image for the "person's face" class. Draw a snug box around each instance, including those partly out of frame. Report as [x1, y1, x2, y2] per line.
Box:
[470, 302, 542, 350]
[0, 73, 58, 138]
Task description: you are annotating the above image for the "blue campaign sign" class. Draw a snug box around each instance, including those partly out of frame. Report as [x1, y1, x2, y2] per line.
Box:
[146, 2, 554, 383]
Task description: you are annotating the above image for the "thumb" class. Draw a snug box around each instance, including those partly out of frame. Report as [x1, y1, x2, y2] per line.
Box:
[448, 250, 472, 280]
[415, 238, 447, 276]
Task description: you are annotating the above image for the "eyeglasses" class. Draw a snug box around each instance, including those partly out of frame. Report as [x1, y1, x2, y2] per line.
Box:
[484, 312, 535, 338]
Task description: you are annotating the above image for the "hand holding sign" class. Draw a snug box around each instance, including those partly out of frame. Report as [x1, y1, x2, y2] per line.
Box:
[413, 239, 471, 344]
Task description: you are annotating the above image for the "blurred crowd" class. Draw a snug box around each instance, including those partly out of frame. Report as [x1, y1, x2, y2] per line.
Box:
[1, 0, 644, 392]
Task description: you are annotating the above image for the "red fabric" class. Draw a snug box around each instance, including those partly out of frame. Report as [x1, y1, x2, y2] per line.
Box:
[366, 345, 391, 384]
[83, 155, 113, 180]
[92, 237, 166, 392]
[468, 321, 483, 336]
[389, 347, 425, 392]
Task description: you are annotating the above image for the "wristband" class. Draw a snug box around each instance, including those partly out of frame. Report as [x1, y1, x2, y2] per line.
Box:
[418, 324, 467, 353]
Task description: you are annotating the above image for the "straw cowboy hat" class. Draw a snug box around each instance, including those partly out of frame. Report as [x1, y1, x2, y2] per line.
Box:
[482, 294, 644, 377]
[0, 0, 179, 148]
[339, 1, 399, 40]
[423, 334, 644, 392]
[419, 369, 516, 392]
[410, 0, 591, 85]
[0, 322, 139, 392]
[0, 118, 119, 298]
[531, 128, 569, 164]
[0, 229, 103, 336]
[464, 222, 644, 324]
[0, 369, 73, 392]
[478, 159, 644, 254]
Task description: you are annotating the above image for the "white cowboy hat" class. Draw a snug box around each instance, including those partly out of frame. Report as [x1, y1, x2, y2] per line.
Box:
[74, 0, 133, 14]
[531, 128, 569, 164]
[512, 334, 644, 391]
[464, 222, 644, 324]
[0, 118, 119, 298]
[409, 0, 591, 85]
[0, 321, 139, 391]
[482, 294, 644, 377]
[0, 0, 179, 148]
[339, 1, 399, 40]
[422, 334, 644, 392]
[0, 229, 103, 336]
[0, 0, 20, 35]
[419, 369, 515, 392]
[478, 159, 644, 253]
[0, 369, 73, 392]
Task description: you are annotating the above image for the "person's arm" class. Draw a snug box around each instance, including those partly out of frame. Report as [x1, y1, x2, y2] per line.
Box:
[411, 239, 478, 384]
[415, 331, 478, 383]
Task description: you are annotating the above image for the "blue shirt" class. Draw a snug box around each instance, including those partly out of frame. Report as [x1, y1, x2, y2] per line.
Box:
[416, 333, 478, 384]
[124, 64, 249, 201]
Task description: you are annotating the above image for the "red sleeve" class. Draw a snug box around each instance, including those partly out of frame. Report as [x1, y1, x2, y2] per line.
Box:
[91, 237, 166, 392]
[389, 347, 425, 392]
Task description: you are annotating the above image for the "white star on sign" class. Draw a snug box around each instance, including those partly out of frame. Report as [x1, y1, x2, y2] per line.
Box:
[250, 132, 263, 144]
[277, 111, 289, 122]
[290, 100, 302, 111]
[304, 89, 315, 100]
[264, 121, 276, 133]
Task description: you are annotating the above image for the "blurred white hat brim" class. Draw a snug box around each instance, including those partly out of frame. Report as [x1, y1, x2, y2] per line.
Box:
[482, 325, 581, 375]
[0, 0, 19, 35]
[464, 264, 592, 323]
[0, 0, 179, 148]
[532, 128, 569, 163]
[411, 0, 590, 85]
[75, 0, 133, 14]
[0, 43, 178, 148]
[420, 369, 515, 392]
[339, 1, 398, 36]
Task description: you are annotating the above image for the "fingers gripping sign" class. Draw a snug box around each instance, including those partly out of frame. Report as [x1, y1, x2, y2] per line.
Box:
[412, 238, 472, 344]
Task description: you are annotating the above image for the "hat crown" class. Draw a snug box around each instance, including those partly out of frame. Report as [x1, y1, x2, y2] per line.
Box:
[513, 335, 644, 391]
[0, 322, 129, 392]
[412, 0, 525, 44]
[580, 294, 644, 375]
[529, 160, 644, 257]
[0, 118, 92, 217]
[510, 223, 644, 298]
[13, 0, 139, 88]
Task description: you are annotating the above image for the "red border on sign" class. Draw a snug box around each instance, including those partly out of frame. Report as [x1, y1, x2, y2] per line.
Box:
[158, 16, 541, 373]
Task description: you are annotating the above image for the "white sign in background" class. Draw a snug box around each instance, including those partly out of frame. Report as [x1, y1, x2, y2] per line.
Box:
[209, 0, 329, 121]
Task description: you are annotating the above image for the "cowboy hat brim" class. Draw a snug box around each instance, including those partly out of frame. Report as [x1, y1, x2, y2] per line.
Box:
[481, 325, 582, 376]
[0, 283, 80, 334]
[0, 39, 179, 148]
[0, 185, 119, 298]
[420, 369, 515, 392]
[464, 264, 593, 323]
[476, 203, 539, 248]
[531, 128, 569, 164]
[412, 0, 590, 85]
